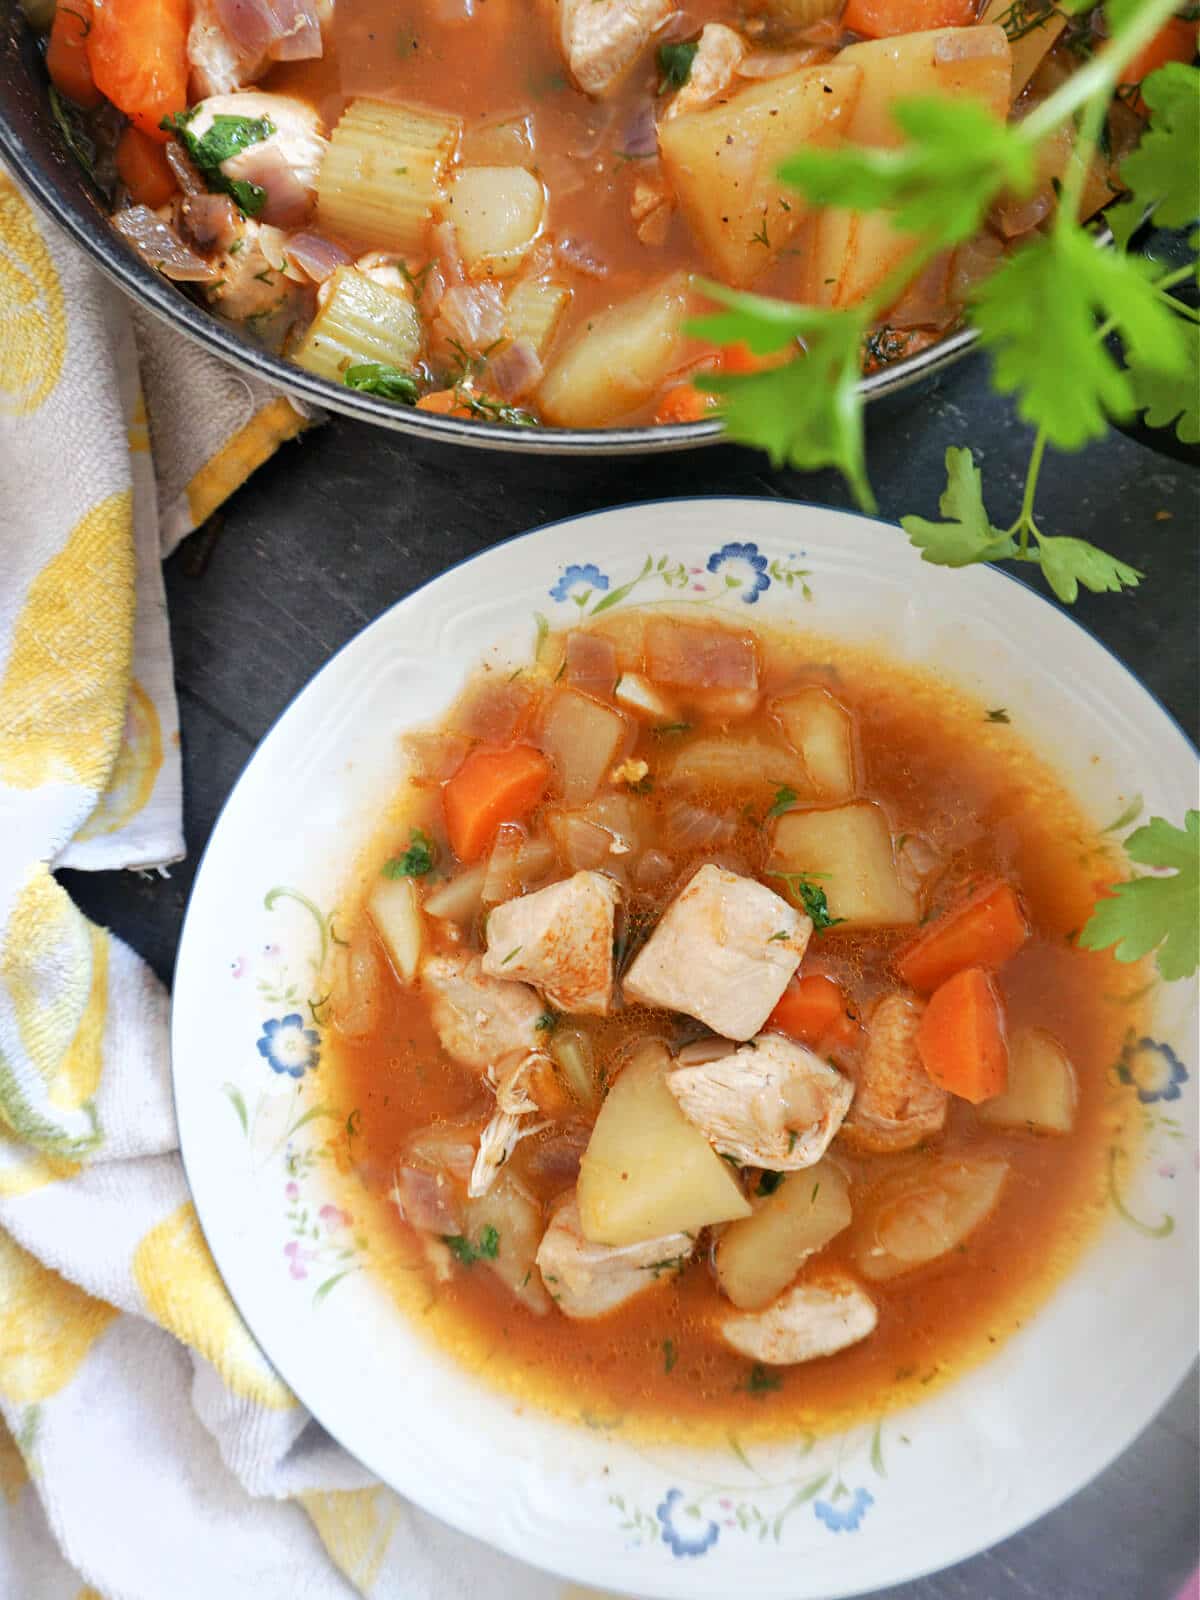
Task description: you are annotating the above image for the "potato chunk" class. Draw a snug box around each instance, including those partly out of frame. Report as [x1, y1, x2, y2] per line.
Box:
[450, 166, 546, 277]
[577, 1042, 752, 1246]
[979, 1027, 1077, 1134]
[623, 864, 811, 1040]
[539, 687, 632, 805]
[769, 801, 918, 927]
[463, 1172, 551, 1313]
[852, 1154, 1008, 1281]
[538, 273, 689, 427]
[368, 874, 423, 983]
[773, 686, 856, 799]
[716, 1159, 851, 1310]
[659, 63, 863, 285]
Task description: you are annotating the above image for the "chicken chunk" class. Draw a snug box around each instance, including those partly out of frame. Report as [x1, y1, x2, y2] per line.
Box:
[482, 871, 619, 1016]
[551, 0, 673, 98]
[535, 1195, 694, 1318]
[470, 1051, 549, 1197]
[630, 174, 674, 247]
[623, 864, 811, 1040]
[663, 22, 746, 119]
[668, 1032, 853, 1169]
[203, 217, 310, 339]
[187, 0, 328, 97]
[839, 992, 948, 1154]
[720, 1273, 877, 1365]
[419, 951, 544, 1073]
[186, 93, 327, 228]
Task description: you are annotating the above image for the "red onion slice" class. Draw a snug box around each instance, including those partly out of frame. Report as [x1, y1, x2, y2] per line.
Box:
[488, 336, 544, 401]
[282, 229, 353, 282]
[112, 206, 221, 283]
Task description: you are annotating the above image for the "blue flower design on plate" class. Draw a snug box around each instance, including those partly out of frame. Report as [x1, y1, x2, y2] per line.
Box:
[656, 1488, 720, 1558]
[814, 1487, 874, 1533]
[257, 1013, 321, 1079]
[706, 541, 769, 604]
[549, 563, 610, 604]
[1117, 1037, 1188, 1104]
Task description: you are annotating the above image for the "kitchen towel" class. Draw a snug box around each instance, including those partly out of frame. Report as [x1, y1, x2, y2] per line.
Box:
[0, 168, 587, 1600]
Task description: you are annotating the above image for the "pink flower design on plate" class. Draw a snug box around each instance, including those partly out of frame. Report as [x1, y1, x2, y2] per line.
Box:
[231, 956, 246, 979]
[319, 1204, 352, 1229]
[285, 1181, 300, 1201]
[284, 1241, 313, 1279]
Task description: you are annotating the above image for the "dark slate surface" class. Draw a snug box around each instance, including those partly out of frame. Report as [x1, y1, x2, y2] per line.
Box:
[62, 352, 1199, 1599]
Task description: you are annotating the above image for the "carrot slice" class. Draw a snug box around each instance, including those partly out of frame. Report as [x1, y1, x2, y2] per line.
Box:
[47, 0, 102, 109]
[443, 744, 551, 864]
[894, 878, 1029, 993]
[842, 0, 975, 37]
[416, 389, 473, 417]
[87, 0, 189, 140]
[916, 967, 1008, 1103]
[767, 974, 853, 1049]
[653, 385, 715, 425]
[1120, 17, 1198, 86]
[115, 125, 176, 208]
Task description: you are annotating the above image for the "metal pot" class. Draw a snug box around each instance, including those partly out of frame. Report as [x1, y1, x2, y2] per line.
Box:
[0, 2, 981, 454]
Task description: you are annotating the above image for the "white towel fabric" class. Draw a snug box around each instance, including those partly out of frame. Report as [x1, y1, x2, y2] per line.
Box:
[0, 170, 595, 1600]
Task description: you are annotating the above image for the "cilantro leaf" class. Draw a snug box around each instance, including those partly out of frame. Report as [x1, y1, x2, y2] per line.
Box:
[901, 447, 1018, 567]
[779, 97, 1032, 248]
[443, 1226, 501, 1265]
[382, 828, 436, 877]
[691, 285, 872, 508]
[657, 40, 698, 94]
[972, 228, 1185, 447]
[344, 363, 420, 404]
[767, 784, 799, 819]
[1119, 64, 1200, 230]
[1036, 535, 1143, 603]
[161, 111, 275, 218]
[1079, 811, 1199, 980]
[767, 872, 843, 933]
[1128, 315, 1200, 443]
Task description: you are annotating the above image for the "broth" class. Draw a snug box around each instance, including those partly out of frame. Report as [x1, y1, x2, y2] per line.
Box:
[323, 615, 1141, 1441]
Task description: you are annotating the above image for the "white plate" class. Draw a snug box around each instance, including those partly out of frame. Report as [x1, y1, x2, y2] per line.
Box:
[172, 499, 1198, 1598]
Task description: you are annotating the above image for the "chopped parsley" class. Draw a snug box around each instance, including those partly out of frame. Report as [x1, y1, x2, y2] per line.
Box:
[535, 1010, 559, 1033]
[455, 388, 539, 427]
[160, 110, 275, 217]
[663, 1338, 678, 1373]
[768, 929, 790, 943]
[501, 946, 523, 965]
[642, 1255, 689, 1279]
[381, 828, 436, 878]
[741, 1362, 782, 1396]
[651, 722, 692, 737]
[767, 872, 844, 933]
[985, 707, 1011, 724]
[757, 1170, 785, 1196]
[443, 1226, 500, 1265]
[657, 40, 698, 95]
[344, 364, 420, 404]
[767, 784, 799, 819]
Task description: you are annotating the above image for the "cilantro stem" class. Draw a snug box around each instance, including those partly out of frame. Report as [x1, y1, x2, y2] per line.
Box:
[1010, 427, 1047, 558]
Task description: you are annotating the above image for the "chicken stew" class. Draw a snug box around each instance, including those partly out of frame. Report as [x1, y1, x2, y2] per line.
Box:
[325, 609, 1138, 1437]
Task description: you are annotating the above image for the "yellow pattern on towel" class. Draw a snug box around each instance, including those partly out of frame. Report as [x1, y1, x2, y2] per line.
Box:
[0, 1231, 116, 1404]
[0, 179, 66, 417]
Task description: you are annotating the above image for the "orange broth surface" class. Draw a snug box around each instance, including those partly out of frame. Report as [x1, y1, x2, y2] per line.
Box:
[322, 612, 1142, 1442]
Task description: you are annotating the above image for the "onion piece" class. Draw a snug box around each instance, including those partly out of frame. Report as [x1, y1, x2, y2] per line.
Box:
[737, 46, 830, 78]
[424, 864, 486, 923]
[212, 0, 323, 63]
[550, 1027, 598, 1109]
[164, 139, 206, 195]
[645, 616, 758, 691]
[556, 236, 608, 278]
[391, 1166, 463, 1234]
[622, 101, 659, 159]
[177, 193, 240, 254]
[565, 631, 619, 699]
[112, 206, 222, 282]
[663, 800, 736, 852]
[437, 282, 507, 355]
[488, 337, 543, 401]
[482, 823, 525, 906]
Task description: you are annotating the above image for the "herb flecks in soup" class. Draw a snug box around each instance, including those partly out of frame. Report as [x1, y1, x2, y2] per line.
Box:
[325, 610, 1141, 1440]
[45, 0, 1153, 427]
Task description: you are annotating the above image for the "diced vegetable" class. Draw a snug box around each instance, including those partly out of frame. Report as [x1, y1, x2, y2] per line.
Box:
[894, 878, 1029, 992]
[979, 1027, 1077, 1134]
[773, 686, 856, 799]
[538, 273, 689, 428]
[566, 631, 619, 699]
[481, 821, 525, 906]
[770, 802, 919, 927]
[451, 677, 534, 744]
[461, 113, 535, 167]
[505, 277, 571, 358]
[577, 1042, 752, 1246]
[853, 1154, 1008, 1281]
[667, 737, 804, 792]
[659, 63, 863, 286]
[1120, 16, 1198, 85]
[615, 672, 680, 724]
[715, 1159, 852, 1310]
[115, 126, 176, 209]
[645, 617, 758, 691]
[423, 864, 486, 923]
[841, 0, 976, 41]
[979, 0, 1064, 95]
[450, 166, 546, 277]
[550, 1025, 599, 1110]
[443, 743, 552, 863]
[368, 874, 424, 983]
[766, 974, 857, 1051]
[318, 98, 461, 253]
[464, 1173, 551, 1313]
[47, 0, 102, 109]
[545, 809, 614, 872]
[805, 28, 1011, 310]
[916, 966, 1008, 1104]
[538, 688, 632, 806]
[330, 922, 384, 1039]
[292, 267, 422, 387]
[87, 0, 189, 138]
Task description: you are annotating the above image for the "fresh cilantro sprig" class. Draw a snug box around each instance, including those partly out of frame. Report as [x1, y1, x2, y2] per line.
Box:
[767, 871, 843, 933]
[344, 364, 420, 404]
[161, 110, 275, 217]
[1079, 811, 1199, 980]
[687, 0, 1196, 600]
[658, 40, 698, 94]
